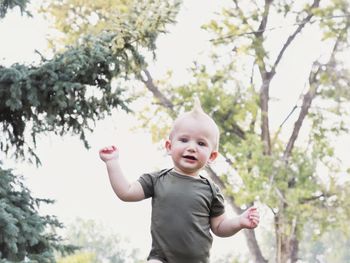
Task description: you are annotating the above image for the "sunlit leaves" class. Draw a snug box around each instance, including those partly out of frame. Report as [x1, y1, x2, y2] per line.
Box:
[57, 252, 96, 263]
[61, 218, 142, 263]
[312, 0, 350, 41]
[41, 0, 181, 52]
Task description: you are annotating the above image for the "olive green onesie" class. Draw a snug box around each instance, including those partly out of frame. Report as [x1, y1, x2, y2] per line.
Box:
[138, 169, 225, 263]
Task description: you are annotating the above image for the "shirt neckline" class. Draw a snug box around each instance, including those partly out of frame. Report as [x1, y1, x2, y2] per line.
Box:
[169, 169, 206, 181]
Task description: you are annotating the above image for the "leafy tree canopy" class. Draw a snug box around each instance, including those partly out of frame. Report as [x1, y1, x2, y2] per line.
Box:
[132, 1, 350, 262]
[40, 0, 180, 51]
[59, 218, 142, 263]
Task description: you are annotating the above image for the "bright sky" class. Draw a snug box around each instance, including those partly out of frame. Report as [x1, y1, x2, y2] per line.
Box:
[1, 0, 349, 260]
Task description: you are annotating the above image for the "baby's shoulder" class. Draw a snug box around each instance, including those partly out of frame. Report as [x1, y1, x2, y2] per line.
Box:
[149, 168, 172, 177]
[199, 175, 220, 199]
[143, 168, 172, 181]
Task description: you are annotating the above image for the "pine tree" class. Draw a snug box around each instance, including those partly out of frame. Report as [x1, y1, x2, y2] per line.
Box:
[0, 165, 76, 262]
[0, 0, 179, 261]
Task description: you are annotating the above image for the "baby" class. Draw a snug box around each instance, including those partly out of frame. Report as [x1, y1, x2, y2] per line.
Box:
[99, 100, 259, 262]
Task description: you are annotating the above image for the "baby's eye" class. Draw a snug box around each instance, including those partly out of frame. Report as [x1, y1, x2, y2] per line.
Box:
[198, 141, 207, 146]
[179, 138, 188, 143]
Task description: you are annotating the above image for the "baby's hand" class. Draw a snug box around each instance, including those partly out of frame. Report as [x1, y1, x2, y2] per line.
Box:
[240, 207, 260, 229]
[99, 145, 118, 162]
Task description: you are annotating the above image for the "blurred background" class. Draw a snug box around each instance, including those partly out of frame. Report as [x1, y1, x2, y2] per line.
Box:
[1, 0, 350, 262]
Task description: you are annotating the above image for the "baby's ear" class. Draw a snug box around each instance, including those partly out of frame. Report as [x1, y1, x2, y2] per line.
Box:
[165, 140, 172, 153]
[208, 151, 218, 163]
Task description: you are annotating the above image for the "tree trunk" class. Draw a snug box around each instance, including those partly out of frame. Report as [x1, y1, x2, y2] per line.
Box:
[275, 212, 300, 263]
[290, 224, 299, 263]
[244, 229, 268, 263]
[275, 212, 288, 263]
[259, 78, 272, 155]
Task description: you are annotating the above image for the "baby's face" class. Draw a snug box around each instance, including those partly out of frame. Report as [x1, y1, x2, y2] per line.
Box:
[166, 117, 218, 176]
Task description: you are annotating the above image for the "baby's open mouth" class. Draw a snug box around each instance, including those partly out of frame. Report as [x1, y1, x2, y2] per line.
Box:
[183, 155, 197, 160]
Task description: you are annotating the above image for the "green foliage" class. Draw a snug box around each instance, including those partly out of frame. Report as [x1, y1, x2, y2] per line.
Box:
[0, 0, 30, 18]
[0, 32, 135, 164]
[0, 165, 76, 262]
[57, 252, 96, 263]
[40, 0, 181, 51]
[61, 218, 142, 263]
[312, 0, 350, 40]
[301, 225, 350, 263]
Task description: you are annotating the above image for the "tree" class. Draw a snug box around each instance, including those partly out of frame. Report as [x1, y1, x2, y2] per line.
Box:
[39, 0, 179, 51]
[301, 224, 350, 262]
[0, 0, 179, 261]
[59, 218, 142, 263]
[137, 1, 350, 262]
[0, 165, 76, 262]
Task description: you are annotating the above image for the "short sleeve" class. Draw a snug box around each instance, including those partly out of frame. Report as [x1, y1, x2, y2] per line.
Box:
[210, 184, 225, 217]
[137, 173, 155, 199]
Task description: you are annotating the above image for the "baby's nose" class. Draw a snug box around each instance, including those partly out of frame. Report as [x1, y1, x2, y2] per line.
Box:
[187, 142, 197, 151]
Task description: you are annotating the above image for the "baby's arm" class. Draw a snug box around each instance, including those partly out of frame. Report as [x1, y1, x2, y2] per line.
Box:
[210, 207, 259, 237]
[99, 145, 145, 202]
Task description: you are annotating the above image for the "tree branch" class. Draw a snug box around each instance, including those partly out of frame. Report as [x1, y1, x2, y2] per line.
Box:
[260, 78, 272, 155]
[270, 0, 321, 75]
[255, 0, 273, 38]
[255, 1, 274, 155]
[283, 85, 318, 162]
[140, 69, 174, 111]
[257, 1, 321, 157]
[283, 32, 342, 162]
[299, 193, 326, 204]
[232, 0, 252, 26]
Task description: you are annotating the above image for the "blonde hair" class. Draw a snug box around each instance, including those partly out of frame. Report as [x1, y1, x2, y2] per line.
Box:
[169, 98, 220, 150]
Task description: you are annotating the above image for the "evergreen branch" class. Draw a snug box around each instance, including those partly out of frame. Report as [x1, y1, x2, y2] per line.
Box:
[0, 32, 143, 162]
